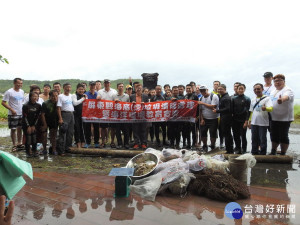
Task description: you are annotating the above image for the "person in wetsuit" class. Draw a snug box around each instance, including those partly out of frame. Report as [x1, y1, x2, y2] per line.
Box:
[231, 84, 251, 154]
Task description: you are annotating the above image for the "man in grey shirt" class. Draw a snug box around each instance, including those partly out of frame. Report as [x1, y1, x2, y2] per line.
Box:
[112, 83, 130, 149]
[2, 78, 24, 151]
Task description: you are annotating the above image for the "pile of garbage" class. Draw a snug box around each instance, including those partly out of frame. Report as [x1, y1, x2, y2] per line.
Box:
[128, 148, 256, 202]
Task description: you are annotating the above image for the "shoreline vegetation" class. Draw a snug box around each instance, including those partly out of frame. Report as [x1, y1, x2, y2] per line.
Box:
[0, 78, 142, 94]
[294, 104, 300, 123]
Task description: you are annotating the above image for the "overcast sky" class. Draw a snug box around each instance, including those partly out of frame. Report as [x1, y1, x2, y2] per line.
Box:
[1, 0, 299, 97]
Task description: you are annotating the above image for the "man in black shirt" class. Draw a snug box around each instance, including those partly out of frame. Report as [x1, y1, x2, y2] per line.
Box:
[151, 85, 168, 147]
[168, 86, 181, 148]
[41, 90, 59, 155]
[232, 82, 241, 97]
[177, 84, 186, 147]
[184, 84, 199, 149]
[163, 84, 170, 98]
[213, 84, 233, 154]
[178, 85, 185, 99]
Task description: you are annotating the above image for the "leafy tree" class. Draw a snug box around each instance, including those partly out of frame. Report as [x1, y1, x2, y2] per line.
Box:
[0, 55, 9, 64]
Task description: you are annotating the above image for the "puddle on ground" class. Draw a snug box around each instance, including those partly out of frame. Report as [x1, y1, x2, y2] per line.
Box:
[3, 125, 300, 224]
[0, 127, 10, 137]
[12, 162, 300, 225]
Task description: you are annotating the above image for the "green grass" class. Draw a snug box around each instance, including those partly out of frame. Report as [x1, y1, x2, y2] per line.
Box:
[294, 104, 300, 123]
[0, 97, 8, 119]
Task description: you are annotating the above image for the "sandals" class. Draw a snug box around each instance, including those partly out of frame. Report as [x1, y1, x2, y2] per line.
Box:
[13, 144, 25, 152]
[17, 144, 25, 149]
[12, 146, 18, 152]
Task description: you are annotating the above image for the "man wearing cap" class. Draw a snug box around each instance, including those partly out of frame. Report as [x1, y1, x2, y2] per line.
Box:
[83, 81, 100, 148]
[126, 85, 133, 96]
[198, 85, 219, 152]
[97, 79, 117, 148]
[40, 84, 51, 101]
[262, 72, 275, 141]
[263, 72, 275, 96]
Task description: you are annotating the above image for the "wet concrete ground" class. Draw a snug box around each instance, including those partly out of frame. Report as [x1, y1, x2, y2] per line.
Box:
[0, 123, 300, 224]
[10, 164, 300, 225]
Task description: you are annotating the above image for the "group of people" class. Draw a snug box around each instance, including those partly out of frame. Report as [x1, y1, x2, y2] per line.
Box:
[1, 72, 294, 157]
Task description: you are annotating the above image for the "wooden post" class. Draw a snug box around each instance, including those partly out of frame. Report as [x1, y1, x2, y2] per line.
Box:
[69, 147, 144, 157]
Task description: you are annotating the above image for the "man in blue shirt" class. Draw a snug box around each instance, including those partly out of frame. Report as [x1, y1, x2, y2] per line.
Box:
[84, 81, 100, 148]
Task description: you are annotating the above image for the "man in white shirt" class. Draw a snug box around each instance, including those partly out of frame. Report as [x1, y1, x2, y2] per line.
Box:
[97, 80, 117, 99]
[269, 74, 294, 155]
[1, 78, 24, 151]
[57, 83, 74, 155]
[198, 85, 219, 152]
[248, 83, 273, 155]
[97, 79, 117, 148]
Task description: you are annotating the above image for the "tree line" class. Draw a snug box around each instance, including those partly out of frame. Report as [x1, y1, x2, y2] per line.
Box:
[0, 78, 142, 94]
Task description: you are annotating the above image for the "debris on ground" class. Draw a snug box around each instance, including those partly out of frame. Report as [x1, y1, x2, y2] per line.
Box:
[127, 148, 256, 202]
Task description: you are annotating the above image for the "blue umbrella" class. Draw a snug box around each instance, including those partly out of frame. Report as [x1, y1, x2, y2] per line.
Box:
[0, 150, 33, 200]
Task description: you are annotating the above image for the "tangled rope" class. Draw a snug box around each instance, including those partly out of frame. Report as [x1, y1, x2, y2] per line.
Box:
[188, 169, 250, 202]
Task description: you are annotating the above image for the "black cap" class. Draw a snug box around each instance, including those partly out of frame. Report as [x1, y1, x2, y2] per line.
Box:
[89, 81, 96, 85]
[104, 79, 110, 83]
[263, 72, 273, 78]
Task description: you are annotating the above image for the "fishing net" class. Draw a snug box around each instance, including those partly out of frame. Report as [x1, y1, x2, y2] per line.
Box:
[188, 169, 250, 202]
